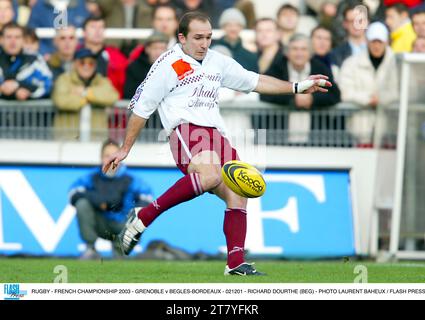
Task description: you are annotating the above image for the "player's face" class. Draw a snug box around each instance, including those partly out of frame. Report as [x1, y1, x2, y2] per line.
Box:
[179, 19, 212, 61]
[413, 13, 425, 38]
[2, 28, 24, 56]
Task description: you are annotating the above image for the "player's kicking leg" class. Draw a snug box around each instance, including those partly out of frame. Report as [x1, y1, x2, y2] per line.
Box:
[212, 181, 266, 276]
[115, 151, 222, 255]
[115, 207, 146, 255]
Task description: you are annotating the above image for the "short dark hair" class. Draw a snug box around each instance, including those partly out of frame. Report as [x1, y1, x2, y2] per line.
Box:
[311, 25, 332, 38]
[411, 7, 425, 19]
[101, 139, 119, 154]
[152, 4, 178, 20]
[386, 3, 409, 14]
[255, 18, 279, 30]
[1, 22, 24, 37]
[178, 12, 211, 37]
[83, 16, 105, 30]
[277, 4, 299, 18]
[343, 4, 370, 21]
[24, 28, 39, 42]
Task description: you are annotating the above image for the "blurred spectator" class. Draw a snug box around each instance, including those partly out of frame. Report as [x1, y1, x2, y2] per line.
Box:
[23, 27, 39, 55]
[412, 7, 425, 37]
[47, 26, 78, 81]
[173, 0, 220, 27]
[306, 0, 340, 29]
[128, 4, 178, 63]
[124, 32, 168, 99]
[14, 0, 35, 26]
[413, 35, 425, 51]
[85, 0, 102, 17]
[255, 18, 283, 75]
[52, 48, 119, 140]
[27, 0, 90, 55]
[97, 0, 168, 31]
[311, 25, 339, 81]
[252, 0, 306, 18]
[214, 8, 257, 72]
[277, 4, 300, 46]
[306, 0, 340, 16]
[0, 22, 52, 100]
[234, 0, 256, 29]
[0, 0, 15, 33]
[330, 0, 363, 47]
[339, 22, 398, 108]
[96, 0, 159, 55]
[82, 16, 128, 98]
[331, 4, 369, 68]
[260, 34, 340, 108]
[277, 3, 317, 46]
[385, 3, 416, 52]
[363, 0, 386, 21]
[152, 4, 178, 47]
[69, 139, 153, 260]
[384, 0, 424, 8]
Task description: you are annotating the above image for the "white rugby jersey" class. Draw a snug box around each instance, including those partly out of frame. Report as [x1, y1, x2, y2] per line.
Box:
[129, 43, 259, 135]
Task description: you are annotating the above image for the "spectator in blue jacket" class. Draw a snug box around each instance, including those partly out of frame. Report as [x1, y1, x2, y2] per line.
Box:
[0, 22, 52, 100]
[69, 139, 153, 259]
[27, 0, 90, 55]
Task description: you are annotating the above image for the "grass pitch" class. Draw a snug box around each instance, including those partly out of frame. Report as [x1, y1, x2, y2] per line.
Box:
[1, 259, 425, 283]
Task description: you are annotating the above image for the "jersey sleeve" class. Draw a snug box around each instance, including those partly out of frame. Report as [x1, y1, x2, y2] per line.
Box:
[129, 53, 177, 119]
[220, 55, 259, 93]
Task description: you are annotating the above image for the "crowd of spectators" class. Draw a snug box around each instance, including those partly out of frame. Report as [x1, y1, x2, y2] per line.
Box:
[1, 0, 425, 144]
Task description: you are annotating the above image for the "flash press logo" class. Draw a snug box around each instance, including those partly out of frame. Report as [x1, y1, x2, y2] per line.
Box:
[3, 284, 28, 300]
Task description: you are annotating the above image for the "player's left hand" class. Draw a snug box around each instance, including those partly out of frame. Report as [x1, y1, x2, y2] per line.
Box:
[295, 75, 332, 94]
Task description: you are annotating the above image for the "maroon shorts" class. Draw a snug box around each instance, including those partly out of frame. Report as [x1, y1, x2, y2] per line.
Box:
[169, 123, 239, 175]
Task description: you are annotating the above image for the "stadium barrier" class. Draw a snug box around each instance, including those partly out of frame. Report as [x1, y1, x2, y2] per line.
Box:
[0, 99, 398, 149]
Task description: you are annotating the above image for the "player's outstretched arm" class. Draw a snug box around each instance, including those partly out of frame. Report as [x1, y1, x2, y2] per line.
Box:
[102, 113, 147, 173]
[254, 74, 332, 95]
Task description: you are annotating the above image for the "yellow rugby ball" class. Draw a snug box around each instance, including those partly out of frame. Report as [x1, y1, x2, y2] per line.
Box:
[221, 160, 266, 198]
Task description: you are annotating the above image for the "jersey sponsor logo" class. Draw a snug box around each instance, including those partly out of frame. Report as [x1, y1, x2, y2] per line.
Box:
[172, 59, 194, 80]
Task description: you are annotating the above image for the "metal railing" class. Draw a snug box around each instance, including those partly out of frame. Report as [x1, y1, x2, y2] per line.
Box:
[0, 99, 399, 148]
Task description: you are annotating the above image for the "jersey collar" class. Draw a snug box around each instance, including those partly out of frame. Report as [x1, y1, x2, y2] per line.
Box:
[174, 43, 210, 66]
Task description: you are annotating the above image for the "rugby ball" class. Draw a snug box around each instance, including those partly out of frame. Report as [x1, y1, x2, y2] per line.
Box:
[221, 160, 266, 198]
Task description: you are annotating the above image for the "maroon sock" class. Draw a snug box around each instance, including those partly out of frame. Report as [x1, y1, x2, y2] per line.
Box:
[223, 208, 247, 269]
[137, 172, 203, 226]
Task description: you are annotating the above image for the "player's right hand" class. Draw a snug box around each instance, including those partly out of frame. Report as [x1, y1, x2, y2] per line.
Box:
[102, 149, 128, 174]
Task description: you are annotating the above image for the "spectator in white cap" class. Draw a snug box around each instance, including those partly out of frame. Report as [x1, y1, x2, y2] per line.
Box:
[213, 8, 258, 72]
[339, 21, 399, 146]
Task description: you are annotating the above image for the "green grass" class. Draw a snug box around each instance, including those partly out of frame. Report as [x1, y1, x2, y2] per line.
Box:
[1, 259, 425, 283]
